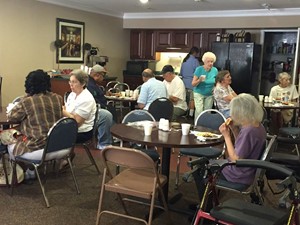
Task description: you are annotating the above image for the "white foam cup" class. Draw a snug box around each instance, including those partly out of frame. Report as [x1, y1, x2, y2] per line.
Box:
[181, 123, 191, 135]
[144, 123, 153, 136]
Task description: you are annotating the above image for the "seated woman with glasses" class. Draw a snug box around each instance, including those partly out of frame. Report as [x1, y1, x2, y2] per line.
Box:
[63, 69, 96, 143]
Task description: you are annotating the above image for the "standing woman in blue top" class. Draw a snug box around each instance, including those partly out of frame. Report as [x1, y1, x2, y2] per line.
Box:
[192, 51, 218, 121]
[180, 46, 200, 117]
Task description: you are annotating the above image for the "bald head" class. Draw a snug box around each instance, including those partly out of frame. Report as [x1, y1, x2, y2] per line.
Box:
[142, 68, 154, 78]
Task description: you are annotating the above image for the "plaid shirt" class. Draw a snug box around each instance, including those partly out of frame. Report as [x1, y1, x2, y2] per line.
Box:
[7, 92, 63, 156]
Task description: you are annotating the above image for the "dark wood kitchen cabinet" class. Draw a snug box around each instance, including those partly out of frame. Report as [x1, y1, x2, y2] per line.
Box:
[156, 30, 190, 50]
[130, 29, 224, 57]
[130, 30, 157, 60]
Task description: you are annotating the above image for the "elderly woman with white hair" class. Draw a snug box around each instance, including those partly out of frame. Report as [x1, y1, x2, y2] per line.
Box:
[218, 93, 267, 187]
[192, 51, 218, 121]
[269, 72, 299, 131]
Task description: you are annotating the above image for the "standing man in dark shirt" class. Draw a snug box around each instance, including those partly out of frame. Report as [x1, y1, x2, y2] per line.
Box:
[87, 65, 113, 150]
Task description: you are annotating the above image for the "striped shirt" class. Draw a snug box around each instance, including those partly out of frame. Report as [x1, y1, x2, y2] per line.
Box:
[7, 92, 63, 156]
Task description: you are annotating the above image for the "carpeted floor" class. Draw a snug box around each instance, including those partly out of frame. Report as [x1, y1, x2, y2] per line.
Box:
[0, 143, 297, 225]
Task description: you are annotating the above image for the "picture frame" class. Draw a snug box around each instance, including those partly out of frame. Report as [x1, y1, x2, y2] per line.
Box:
[56, 18, 85, 63]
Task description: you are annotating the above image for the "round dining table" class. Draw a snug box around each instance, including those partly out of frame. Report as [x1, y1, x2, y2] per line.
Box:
[110, 123, 224, 200]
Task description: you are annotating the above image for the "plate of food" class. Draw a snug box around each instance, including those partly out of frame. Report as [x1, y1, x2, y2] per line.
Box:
[191, 131, 222, 140]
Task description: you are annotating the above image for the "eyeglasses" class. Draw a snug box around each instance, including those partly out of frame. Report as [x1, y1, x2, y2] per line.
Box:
[68, 80, 79, 85]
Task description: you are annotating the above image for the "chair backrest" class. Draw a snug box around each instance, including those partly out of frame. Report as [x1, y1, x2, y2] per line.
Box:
[64, 91, 71, 104]
[102, 146, 156, 170]
[254, 135, 277, 180]
[122, 110, 155, 124]
[106, 81, 120, 91]
[42, 117, 78, 161]
[195, 109, 226, 130]
[114, 82, 130, 91]
[135, 85, 142, 93]
[148, 97, 174, 121]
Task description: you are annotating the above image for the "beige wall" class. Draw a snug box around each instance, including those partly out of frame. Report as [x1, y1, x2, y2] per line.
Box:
[0, 0, 130, 106]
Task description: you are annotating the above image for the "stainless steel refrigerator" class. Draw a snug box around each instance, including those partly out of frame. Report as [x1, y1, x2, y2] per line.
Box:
[212, 42, 262, 97]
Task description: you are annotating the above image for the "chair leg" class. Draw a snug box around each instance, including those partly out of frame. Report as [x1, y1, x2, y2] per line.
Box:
[96, 168, 107, 225]
[10, 160, 17, 195]
[34, 165, 50, 207]
[175, 154, 182, 189]
[83, 144, 101, 175]
[1, 154, 10, 187]
[67, 157, 80, 194]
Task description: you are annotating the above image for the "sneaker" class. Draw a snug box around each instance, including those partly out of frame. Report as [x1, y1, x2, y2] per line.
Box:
[24, 169, 36, 180]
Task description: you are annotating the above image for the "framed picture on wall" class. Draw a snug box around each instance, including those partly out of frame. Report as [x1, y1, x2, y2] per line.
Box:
[56, 18, 85, 63]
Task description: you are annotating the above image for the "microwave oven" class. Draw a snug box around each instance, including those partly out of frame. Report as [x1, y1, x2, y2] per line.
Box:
[126, 61, 156, 75]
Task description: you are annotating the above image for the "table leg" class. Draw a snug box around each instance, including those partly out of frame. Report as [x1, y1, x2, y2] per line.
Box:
[161, 147, 171, 200]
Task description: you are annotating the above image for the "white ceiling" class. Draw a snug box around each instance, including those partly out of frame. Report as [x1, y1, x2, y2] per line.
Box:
[37, 0, 300, 18]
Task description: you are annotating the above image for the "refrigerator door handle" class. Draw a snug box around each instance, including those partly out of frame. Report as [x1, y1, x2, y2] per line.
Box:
[225, 59, 230, 71]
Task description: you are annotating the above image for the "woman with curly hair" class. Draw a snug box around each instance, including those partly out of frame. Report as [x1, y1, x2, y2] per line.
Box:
[7, 70, 63, 171]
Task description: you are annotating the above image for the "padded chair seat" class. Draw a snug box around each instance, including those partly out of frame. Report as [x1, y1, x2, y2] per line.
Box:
[279, 127, 300, 137]
[210, 198, 289, 225]
[0, 145, 7, 152]
[216, 179, 249, 192]
[179, 147, 222, 159]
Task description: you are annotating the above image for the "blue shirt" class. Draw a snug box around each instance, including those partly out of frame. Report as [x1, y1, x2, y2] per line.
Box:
[193, 66, 218, 96]
[180, 55, 199, 89]
[137, 77, 167, 110]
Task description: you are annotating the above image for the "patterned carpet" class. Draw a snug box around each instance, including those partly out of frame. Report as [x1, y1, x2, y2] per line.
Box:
[0, 144, 297, 225]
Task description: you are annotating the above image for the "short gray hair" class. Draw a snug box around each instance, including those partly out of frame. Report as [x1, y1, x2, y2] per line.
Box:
[278, 72, 291, 81]
[70, 69, 88, 87]
[230, 93, 263, 125]
[202, 51, 216, 63]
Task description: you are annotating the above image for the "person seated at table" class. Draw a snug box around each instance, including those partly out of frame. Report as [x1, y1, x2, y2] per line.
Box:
[213, 70, 237, 118]
[162, 65, 188, 121]
[218, 93, 266, 186]
[7, 69, 63, 180]
[62, 69, 96, 167]
[87, 64, 114, 149]
[137, 68, 167, 110]
[269, 72, 299, 131]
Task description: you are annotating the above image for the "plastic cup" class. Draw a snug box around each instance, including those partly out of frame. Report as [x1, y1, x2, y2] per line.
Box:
[121, 91, 126, 97]
[259, 95, 264, 102]
[200, 75, 206, 81]
[125, 89, 130, 97]
[181, 123, 191, 135]
[144, 123, 153, 136]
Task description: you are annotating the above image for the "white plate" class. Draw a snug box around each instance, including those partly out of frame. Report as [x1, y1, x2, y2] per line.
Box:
[191, 131, 222, 140]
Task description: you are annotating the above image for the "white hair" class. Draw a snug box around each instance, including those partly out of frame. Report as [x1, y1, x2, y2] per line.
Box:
[202, 51, 216, 63]
[230, 93, 263, 125]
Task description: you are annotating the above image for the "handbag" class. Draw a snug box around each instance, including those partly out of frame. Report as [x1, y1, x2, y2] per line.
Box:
[0, 154, 24, 185]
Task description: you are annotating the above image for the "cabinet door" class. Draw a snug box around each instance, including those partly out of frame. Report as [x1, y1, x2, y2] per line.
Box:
[156, 30, 172, 47]
[203, 29, 223, 52]
[173, 30, 189, 48]
[190, 30, 204, 55]
[130, 30, 143, 59]
[143, 30, 156, 60]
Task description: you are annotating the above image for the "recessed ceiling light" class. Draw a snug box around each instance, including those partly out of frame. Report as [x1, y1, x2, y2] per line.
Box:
[140, 0, 149, 4]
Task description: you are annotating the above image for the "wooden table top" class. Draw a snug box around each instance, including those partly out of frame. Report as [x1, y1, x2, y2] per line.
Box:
[110, 123, 223, 148]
